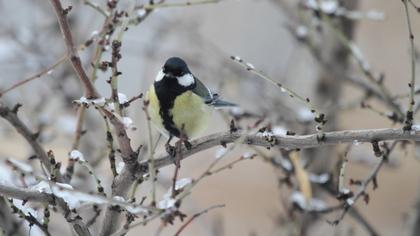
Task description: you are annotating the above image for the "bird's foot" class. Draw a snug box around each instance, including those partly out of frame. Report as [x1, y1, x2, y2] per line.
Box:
[183, 140, 192, 150]
[165, 143, 176, 157]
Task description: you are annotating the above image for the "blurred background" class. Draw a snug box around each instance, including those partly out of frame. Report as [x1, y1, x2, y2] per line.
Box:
[1, 0, 420, 235]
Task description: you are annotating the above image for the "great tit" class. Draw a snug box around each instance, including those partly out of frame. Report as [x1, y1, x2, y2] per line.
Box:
[146, 57, 235, 153]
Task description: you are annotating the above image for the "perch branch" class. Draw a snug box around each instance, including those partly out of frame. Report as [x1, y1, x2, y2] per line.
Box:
[138, 128, 420, 174]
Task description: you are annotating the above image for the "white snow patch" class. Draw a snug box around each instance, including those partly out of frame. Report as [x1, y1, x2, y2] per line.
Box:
[122, 117, 135, 130]
[118, 93, 129, 104]
[12, 199, 42, 222]
[7, 159, 33, 173]
[242, 152, 254, 159]
[215, 148, 227, 159]
[74, 96, 89, 105]
[232, 56, 241, 61]
[245, 62, 255, 70]
[91, 97, 106, 106]
[346, 198, 355, 206]
[272, 126, 287, 136]
[412, 124, 420, 131]
[320, 0, 338, 14]
[137, 9, 147, 17]
[309, 173, 330, 184]
[158, 198, 176, 209]
[69, 150, 85, 162]
[113, 196, 126, 203]
[290, 191, 326, 211]
[56, 182, 74, 190]
[126, 205, 148, 214]
[175, 178, 192, 190]
[116, 162, 125, 175]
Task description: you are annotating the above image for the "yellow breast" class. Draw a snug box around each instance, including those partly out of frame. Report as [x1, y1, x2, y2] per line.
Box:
[146, 85, 212, 139]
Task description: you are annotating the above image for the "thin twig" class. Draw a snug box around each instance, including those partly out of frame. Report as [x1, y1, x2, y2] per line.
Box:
[0, 54, 68, 97]
[140, 0, 220, 10]
[0, 105, 52, 172]
[83, 0, 109, 17]
[332, 141, 398, 224]
[8, 199, 51, 236]
[0, 183, 55, 204]
[402, 0, 417, 130]
[173, 204, 225, 236]
[48, 0, 98, 98]
[231, 56, 327, 139]
[143, 101, 156, 205]
[109, 0, 135, 115]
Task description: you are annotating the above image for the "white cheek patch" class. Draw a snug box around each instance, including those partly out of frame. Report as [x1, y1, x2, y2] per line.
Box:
[177, 73, 195, 87]
[155, 69, 165, 82]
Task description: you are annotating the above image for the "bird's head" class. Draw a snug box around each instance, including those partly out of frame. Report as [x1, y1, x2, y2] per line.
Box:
[155, 57, 195, 87]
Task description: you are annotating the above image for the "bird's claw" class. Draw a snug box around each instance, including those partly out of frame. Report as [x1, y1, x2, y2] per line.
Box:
[165, 143, 176, 157]
[184, 140, 192, 150]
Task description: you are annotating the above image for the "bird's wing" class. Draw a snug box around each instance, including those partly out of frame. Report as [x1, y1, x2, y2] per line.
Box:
[192, 76, 237, 108]
[192, 76, 215, 104]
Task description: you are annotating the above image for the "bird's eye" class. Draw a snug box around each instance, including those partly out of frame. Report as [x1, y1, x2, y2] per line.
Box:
[172, 69, 182, 77]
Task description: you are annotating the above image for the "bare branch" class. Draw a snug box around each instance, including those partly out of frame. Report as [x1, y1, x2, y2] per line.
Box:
[48, 0, 98, 98]
[0, 104, 51, 171]
[402, 0, 417, 130]
[142, 128, 420, 173]
[0, 104, 92, 235]
[0, 183, 55, 204]
[174, 204, 225, 236]
[0, 54, 68, 97]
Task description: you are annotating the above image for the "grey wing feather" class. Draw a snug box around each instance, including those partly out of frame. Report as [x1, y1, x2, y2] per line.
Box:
[192, 77, 237, 108]
[192, 76, 214, 104]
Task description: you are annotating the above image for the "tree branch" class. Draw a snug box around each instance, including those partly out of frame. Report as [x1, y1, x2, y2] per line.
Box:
[140, 128, 420, 173]
[0, 105, 51, 171]
[0, 104, 91, 235]
[48, 0, 98, 98]
[0, 54, 68, 97]
[0, 183, 55, 204]
[0, 182, 92, 236]
[99, 110, 138, 236]
[0, 197, 26, 236]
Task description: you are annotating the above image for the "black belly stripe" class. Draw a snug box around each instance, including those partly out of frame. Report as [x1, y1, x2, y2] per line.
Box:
[154, 76, 195, 138]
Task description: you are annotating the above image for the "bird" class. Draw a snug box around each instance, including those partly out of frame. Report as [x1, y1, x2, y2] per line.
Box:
[146, 57, 236, 155]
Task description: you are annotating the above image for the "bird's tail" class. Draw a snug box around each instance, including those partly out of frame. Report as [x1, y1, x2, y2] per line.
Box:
[211, 99, 237, 108]
[207, 93, 237, 108]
